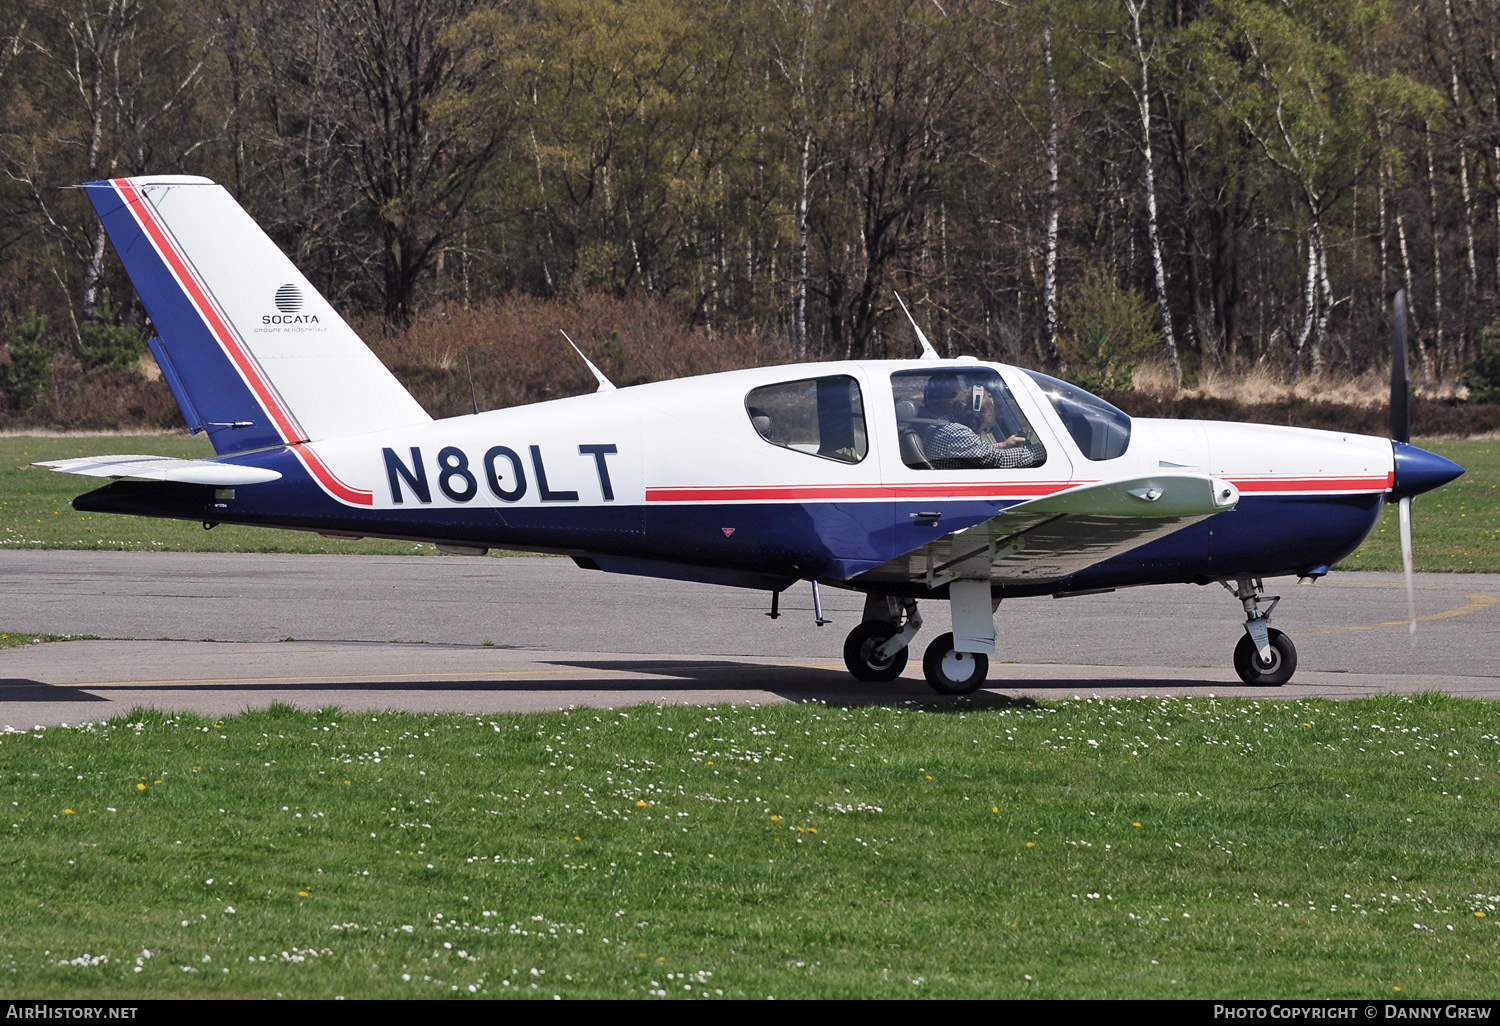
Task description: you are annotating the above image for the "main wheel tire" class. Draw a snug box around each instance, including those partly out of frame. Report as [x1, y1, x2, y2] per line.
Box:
[843, 621, 909, 682]
[1232, 628, 1297, 686]
[922, 632, 989, 695]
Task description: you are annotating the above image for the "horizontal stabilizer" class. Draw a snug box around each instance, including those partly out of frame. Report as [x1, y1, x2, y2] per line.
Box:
[36, 455, 281, 486]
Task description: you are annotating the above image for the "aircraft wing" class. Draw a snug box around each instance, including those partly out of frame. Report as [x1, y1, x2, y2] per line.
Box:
[854, 474, 1238, 587]
[35, 455, 281, 486]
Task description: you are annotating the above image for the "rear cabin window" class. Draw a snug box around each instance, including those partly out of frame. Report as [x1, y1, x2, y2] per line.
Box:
[745, 375, 867, 464]
[1022, 370, 1132, 461]
[891, 368, 1047, 470]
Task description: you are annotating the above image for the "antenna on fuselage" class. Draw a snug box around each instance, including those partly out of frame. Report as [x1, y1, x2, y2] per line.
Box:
[895, 292, 941, 361]
[561, 331, 616, 392]
[463, 353, 480, 415]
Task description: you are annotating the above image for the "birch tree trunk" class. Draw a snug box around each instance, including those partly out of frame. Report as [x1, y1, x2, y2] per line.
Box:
[1041, 22, 1062, 368]
[1124, 0, 1180, 382]
[1424, 118, 1446, 374]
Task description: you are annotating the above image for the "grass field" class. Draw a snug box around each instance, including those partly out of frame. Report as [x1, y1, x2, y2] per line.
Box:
[2, 697, 1497, 999]
[1342, 440, 1499, 572]
[0, 435, 444, 556]
[1, 435, 1495, 570]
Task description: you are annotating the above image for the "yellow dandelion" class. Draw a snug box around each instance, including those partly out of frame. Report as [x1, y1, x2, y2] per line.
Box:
[1477, 912, 1486, 918]
[925, 775, 932, 780]
[155, 780, 163, 785]
[299, 890, 309, 897]
[1133, 822, 1141, 828]
[1026, 841, 1035, 848]
[63, 809, 73, 815]
[808, 828, 817, 834]
[992, 806, 999, 813]
[136, 783, 146, 791]
[636, 800, 647, 808]
[1394, 987, 1401, 992]
[770, 815, 780, 821]
[657, 956, 665, 962]
[574, 836, 581, 841]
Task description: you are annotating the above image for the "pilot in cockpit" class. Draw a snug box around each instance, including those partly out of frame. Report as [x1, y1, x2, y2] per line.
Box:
[916, 374, 1046, 470]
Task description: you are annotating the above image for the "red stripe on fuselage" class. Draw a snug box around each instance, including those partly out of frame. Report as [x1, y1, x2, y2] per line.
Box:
[111, 179, 373, 506]
[289, 443, 373, 505]
[647, 472, 1395, 504]
[1228, 473, 1394, 493]
[645, 481, 1081, 502]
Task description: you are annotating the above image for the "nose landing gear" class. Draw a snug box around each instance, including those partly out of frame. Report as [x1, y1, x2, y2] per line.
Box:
[1225, 577, 1297, 686]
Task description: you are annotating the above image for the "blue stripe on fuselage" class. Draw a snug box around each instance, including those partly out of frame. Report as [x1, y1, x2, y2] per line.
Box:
[73, 443, 1387, 593]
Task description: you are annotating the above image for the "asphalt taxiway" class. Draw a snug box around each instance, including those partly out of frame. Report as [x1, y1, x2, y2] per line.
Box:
[3, 552, 1498, 727]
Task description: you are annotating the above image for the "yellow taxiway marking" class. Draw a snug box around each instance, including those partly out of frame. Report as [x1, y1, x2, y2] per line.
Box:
[24, 583, 1498, 690]
[1291, 584, 1498, 637]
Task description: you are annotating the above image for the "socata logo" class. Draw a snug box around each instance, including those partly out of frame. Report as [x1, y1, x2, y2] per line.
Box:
[263, 283, 319, 325]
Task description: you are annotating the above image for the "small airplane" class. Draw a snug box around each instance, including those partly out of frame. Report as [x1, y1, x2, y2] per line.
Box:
[41, 176, 1465, 694]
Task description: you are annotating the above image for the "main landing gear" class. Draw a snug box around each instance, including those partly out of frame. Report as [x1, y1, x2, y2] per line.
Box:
[921, 633, 988, 695]
[841, 591, 993, 695]
[843, 596, 920, 682]
[1225, 577, 1297, 686]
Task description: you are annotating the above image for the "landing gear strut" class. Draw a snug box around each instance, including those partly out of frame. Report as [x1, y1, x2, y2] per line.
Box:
[1224, 577, 1297, 686]
[843, 596, 921, 682]
[842, 584, 997, 695]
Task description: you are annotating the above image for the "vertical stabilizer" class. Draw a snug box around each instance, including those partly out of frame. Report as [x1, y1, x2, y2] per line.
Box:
[84, 176, 431, 454]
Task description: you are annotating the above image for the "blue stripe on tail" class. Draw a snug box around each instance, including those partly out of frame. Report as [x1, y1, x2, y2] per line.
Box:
[84, 180, 284, 454]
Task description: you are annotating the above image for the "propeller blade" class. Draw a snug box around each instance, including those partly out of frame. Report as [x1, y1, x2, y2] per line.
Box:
[1391, 289, 1410, 444]
[1399, 495, 1416, 637]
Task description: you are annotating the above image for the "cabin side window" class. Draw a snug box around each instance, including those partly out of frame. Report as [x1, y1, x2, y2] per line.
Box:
[891, 369, 1047, 470]
[745, 375, 868, 464]
[1022, 370, 1132, 461]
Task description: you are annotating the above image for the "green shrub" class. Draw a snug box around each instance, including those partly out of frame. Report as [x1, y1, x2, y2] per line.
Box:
[78, 301, 143, 371]
[1058, 266, 1162, 395]
[1, 310, 54, 411]
[1463, 322, 1500, 403]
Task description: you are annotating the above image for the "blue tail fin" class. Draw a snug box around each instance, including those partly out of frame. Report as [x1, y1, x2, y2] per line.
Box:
[84, 176, 431, 454]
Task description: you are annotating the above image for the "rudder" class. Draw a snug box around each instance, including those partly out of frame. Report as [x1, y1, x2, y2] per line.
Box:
[84, 176, 431, 454]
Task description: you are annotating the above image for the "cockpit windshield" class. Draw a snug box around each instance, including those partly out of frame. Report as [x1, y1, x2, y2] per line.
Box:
[1023, 370, 1132, 461]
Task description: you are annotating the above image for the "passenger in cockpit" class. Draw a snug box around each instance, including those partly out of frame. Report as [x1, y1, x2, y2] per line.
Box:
[917, 375, 1046, 470]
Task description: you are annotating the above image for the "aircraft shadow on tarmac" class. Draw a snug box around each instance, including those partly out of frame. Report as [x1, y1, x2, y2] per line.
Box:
[0, 680, 112, 703]
[0, 659, 1243, 712]
[546, 658, 1235, 698]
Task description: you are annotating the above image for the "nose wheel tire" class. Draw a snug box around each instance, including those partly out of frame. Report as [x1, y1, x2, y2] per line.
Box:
[843, 621, 910, 682]
[922, 632, 989, 695]
[1232, 628, 1297, 686]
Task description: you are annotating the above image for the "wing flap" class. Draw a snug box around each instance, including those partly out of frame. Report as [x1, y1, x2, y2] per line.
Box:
[856, 474, 1238, 587]
[36, 455, 281, 486]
